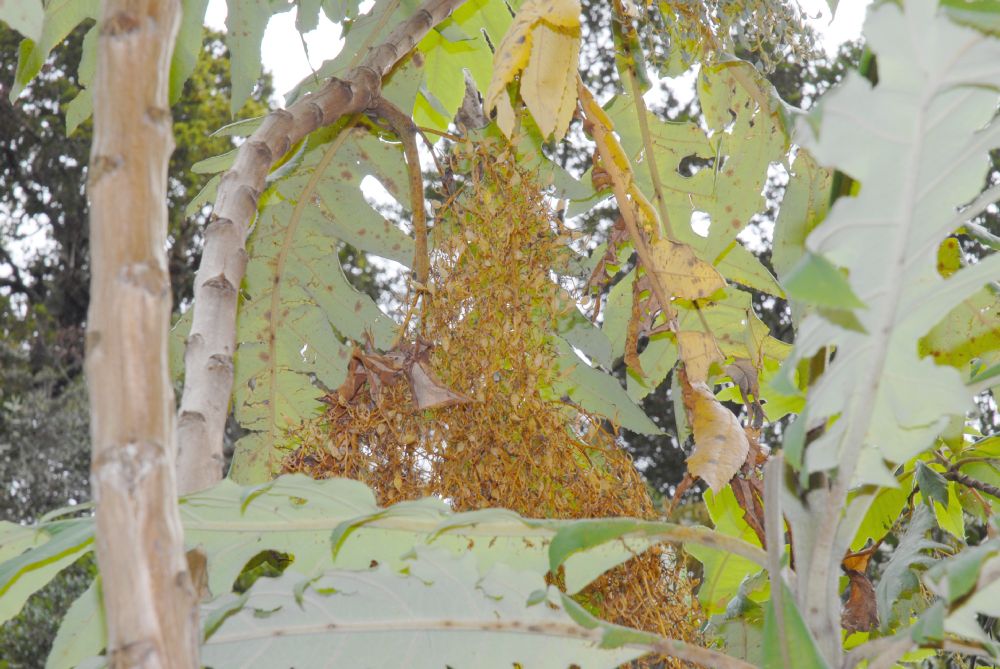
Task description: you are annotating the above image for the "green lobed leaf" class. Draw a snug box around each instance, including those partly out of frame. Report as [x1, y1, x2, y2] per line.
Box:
[787, 0, 1000, 482]
[559, 309, 614, 370]
[875, 506, 945, 632]
[225, 0, 293, 114]
[413, 0, 510, 131]
[551, 337, 661, 435]
[714, 240, 784, 297]
[931, 482, 965, 541]
[925, 537, 1000, 647]
[686, 486, 765, 616]
[782, 252, 866, 310]
[771, 150, 832, 282]
[625, 334, 677, 401]
[914, 461, 948, 509]
[850, 482, 908, 551]
[230, 128, 406, 482]
[169, 0, 211, 103]
[603, 61, 787, 272]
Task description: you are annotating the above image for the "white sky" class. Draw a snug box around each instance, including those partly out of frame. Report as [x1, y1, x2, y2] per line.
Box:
[205, 0, 873, 99]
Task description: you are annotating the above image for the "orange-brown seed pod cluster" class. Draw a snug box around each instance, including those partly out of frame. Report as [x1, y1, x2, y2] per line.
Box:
[284, 139, 702, 665]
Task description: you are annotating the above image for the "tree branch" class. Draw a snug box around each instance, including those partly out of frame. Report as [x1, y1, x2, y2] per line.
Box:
[942, 466, 1000, 498]
[371, 97, 428, 286]
[176, 0, 469, 494]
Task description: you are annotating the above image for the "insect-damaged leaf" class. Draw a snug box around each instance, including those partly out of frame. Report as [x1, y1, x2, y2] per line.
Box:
[679, 370, 750, 493]
[485, 0, 581, 140]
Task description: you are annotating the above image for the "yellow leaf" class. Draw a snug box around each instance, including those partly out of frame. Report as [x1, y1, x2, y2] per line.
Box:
[494, 92, 516, 137]
[649, 238, 726, 301]
[484, 0, 581, 139]
[677, 330, 724, 384]
[521, 24, 579, 139]
[539, 0, 581, 27]
[484, 19, 534, 117]
[682, 377, 750, 493]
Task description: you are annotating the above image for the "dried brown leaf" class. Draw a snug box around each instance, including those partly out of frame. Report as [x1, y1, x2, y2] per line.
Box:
[841, 569, 879, 633]
[624, 275, 647, 376]
[407, 359, 472, 410]
[725, 358, 766, 428]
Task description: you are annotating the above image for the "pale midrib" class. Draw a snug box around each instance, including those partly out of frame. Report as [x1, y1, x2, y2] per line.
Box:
[805, 55, 959, 657]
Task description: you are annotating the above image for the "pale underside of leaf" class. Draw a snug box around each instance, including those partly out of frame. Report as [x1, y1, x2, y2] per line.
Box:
[682, 378, 750, 493]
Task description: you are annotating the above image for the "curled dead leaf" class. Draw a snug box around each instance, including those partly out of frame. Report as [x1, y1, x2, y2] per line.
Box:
[841, 569, 879, 632]
[321, 340, 471, 413]
[407, 359, 472, 410]
[679, 369, 750, 493]
[841, 543, 879, 632]
[725, 358, 766, 428]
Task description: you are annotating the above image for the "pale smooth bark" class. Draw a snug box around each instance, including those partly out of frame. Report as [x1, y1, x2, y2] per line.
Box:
[176, 0, 468, 493]
[87, 1, 199, 666]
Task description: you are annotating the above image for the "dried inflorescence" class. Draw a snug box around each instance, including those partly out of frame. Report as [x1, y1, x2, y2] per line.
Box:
[284, 138, 703, 664]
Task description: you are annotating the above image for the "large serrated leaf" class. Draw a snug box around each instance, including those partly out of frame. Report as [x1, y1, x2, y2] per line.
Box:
[231, 129, 407, 483]
[201, 551, 644, 669]
[178, 475, 656, 599]
[789, 0, 1000, 481]
[604, 61, 786, 281]
[225, 0, 293, 114]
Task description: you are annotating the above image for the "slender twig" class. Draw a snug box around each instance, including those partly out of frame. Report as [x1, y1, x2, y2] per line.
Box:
[618, 21, 674, 239]
[942, 468, 1000, 498]
[372, 98, 429, 285]
[577, 79, 677, 328]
